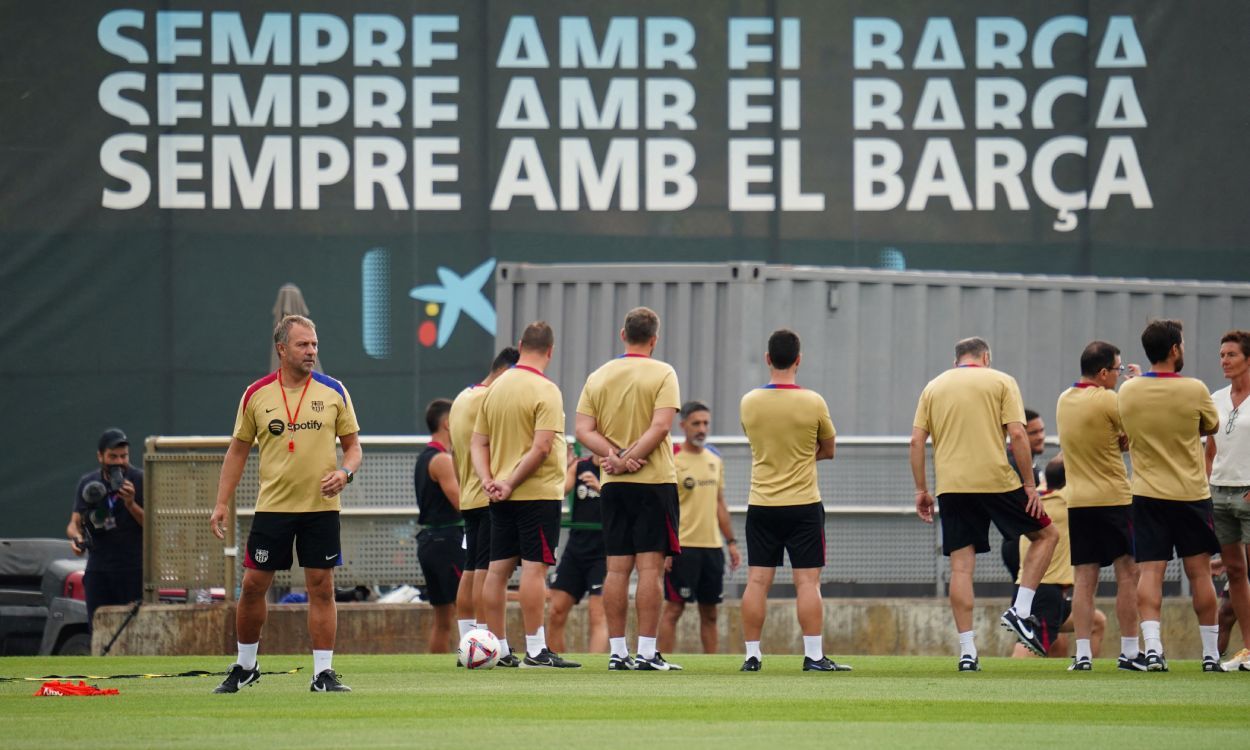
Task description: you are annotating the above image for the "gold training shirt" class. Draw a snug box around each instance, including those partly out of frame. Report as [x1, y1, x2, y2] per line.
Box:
[1018, 488, 1072, 586]
[450, 384, 489, 511]
[1118, 373, 1220, 501]
[575, 355, 681, 485]
[1055, 385, 1131, 508]
[473, 366, 566, 501]
[232, 371, 360, 513]
[739, 385, 835, 506]
[913, 366, 1026, 496]
[674, 444, 725, 548]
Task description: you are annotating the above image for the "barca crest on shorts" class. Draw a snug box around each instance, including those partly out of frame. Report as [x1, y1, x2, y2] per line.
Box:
[254, 548, 269, 564]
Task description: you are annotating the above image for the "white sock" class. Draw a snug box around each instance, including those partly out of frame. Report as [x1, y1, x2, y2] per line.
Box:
[237, 641, 259, 670]
[1200, 625, 1220, 660]
[610, 637, 628, 658]
[802, 635, 823, 661]
[1141, 620, 1163, 654]
[1012, 587, 1036, 619]
[958, 630, 977, 659]
[457, 619, 476, 639]
[1075, 638, 1092, 660]
[745, 641, 762, 660]
[498, 639, 511, 657]
[526, 627, 547, 658]
[1121, 636, 1140, 659]
[638, 635, 658, 659]
[313, 649, 332, 675]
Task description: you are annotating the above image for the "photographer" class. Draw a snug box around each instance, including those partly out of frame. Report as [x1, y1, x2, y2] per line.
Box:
[66, 428, 144, 629]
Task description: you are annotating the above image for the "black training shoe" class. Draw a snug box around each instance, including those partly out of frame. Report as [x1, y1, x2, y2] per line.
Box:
[310, 669, 351, 692]
[1000, 607, 1048, 657]
[803, 656, 853, 672]
[1068, 656, 1093, 671]
[212, 663, 260, 693]
[608, 654, 636, 671]
[957, 655, 980, 672]
[740, 656, 761, 672]
[521, 648, 581, 668]
[496, 653, 521, 668]
[1117, 653, 1148, 671]
[1202, 657, 1227, 673]
[1144, 650, 1168, 672]
[634, 652, 680, 671]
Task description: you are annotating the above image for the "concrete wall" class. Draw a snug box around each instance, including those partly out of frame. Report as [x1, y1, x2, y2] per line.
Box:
[94, 598, 1234, 661]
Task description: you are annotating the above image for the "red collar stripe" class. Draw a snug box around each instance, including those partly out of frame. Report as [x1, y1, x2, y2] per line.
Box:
[1143, 372, 1182, 378]
[428, 441, 447, 453]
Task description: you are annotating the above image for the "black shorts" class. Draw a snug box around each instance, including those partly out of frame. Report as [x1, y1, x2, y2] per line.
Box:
[490, 500, 561, 564]
[938, 488, 1050, 556]
[416, 526, 465, 606]
[602, 482, 681, 557]
[746, 503, 825, 569]
[1068, 505, 1134, 567]
[549, 531, 605, 602]
[1031, 583, 1072, 654]
[1132, 496, 1221, 563]
[665, 546, 725, 604]
[244, 511, 341, 570]
[462, 507, 491, 571]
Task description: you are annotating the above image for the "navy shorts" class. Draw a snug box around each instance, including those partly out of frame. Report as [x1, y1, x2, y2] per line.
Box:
[1068, 505, 1134, 567]
[490, 500, 561, 564]
[602, 482, 681, 557]
[244, 511, 341, 570]
[938, 488, 1050, 556]
[417, 526, 465, 606]
[462, 507, 491, 571]
[665, 546, 725, 604]
[746, 503, 825, 569]
[1132, 496, 1220, 562]
[549, 531, 606, 602]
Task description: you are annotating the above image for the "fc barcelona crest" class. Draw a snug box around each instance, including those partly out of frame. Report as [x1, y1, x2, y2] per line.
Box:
[311, 400, 324, 413]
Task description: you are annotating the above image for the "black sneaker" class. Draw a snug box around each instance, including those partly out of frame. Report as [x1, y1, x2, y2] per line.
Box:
[521, 648, 581, 668]
[310, 669, 351, 692]
[634, 652, 680, 671]
[496, 653, 521, 668]
[1202, 657, 1227, 673]
[1000, 607, 1048, 657]
[957, 655, 980, 672]
[1144, 650, 1168, 672]
[803, 656, 853, 672]
[1068, 656, 1092, 671]
[1117, 653, 1148, 671]
[212, 663, 260, 693]
[740, 656, 761, 672]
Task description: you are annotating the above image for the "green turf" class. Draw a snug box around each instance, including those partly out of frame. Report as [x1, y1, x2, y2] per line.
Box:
[2, 654, 1245, 749]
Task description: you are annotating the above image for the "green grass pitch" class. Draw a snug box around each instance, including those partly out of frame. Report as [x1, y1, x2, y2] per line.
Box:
[3, 654, 1246, 749]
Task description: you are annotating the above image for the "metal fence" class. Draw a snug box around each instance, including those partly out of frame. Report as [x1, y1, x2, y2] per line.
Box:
[143, 434, 1181, 601]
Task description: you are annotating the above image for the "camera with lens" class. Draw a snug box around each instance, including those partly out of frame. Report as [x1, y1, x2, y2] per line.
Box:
[79, 467, 126, 546]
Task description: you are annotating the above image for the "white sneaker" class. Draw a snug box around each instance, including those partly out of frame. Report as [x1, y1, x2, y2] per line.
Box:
[1221, 648, 1250, 672]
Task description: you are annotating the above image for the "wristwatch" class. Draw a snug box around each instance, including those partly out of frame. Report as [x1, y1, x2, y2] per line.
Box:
[340, 467, 355, 484]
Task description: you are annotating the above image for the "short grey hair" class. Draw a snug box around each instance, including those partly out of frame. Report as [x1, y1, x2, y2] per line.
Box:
[954, 336, 989, 360]
[274, 314, 316, 345]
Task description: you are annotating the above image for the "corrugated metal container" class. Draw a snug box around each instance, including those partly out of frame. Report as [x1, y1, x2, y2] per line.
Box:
[495, 263, 1250, 436]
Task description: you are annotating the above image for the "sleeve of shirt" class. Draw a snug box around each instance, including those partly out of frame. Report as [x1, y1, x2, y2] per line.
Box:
[132, 468, 144, 508]
[575, 378, 597, 418]
[535, 385, 565, 433]
[816, 395, 836, 440]
[473, 393, 491, 436]
[655, 368, 681, 411]
[336, 384, 361, 436]
[1197, 385, 1220, 434]
[717, 455, 726, 490]
[1104, 391, 1124, 434]
[1001, 377, 1027, 425]
[72, 476, 87, 514]
[232, 390, 257, 443]
[912, 388, 931, 432]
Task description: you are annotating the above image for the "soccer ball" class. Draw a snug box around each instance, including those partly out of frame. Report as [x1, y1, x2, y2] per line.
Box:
[458, 628, 501, 669]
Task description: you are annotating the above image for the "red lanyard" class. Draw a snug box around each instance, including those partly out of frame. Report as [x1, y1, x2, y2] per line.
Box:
[278, 372, 312, 453]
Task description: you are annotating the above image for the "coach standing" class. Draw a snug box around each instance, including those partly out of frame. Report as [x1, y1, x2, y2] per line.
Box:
[209, 314, 362, 693]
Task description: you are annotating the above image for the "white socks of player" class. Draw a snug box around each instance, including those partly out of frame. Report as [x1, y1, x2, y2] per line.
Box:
[237, 641, 259, 670]
[498, 639, 512, 657]
[958, 631, 977, 659]
[526, 627, 548, 658]
[1075, 638, 1092, 661]
[638, 635, 657, 660]
[1012, 587, 1036, 619]
[802, 635, 823, 661]
[1141, 620, 1163, 655]
[744, 641, 762, 660]
[1200, 624, 1220, 660]
[1121, 636, 1140, 659]
[610, 637, 629, 658]
[457, 619, 476, 639]
[313, 649, 333, 675]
